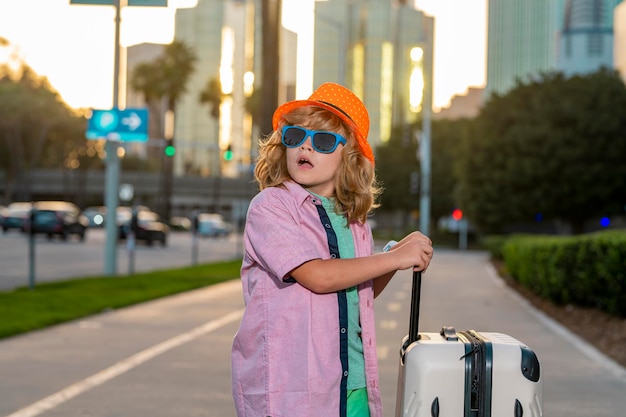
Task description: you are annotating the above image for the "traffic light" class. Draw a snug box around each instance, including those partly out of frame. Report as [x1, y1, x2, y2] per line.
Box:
[224, 144, 233, 161]
[452, 208, 463, 221]
[164, 144, 176, 157]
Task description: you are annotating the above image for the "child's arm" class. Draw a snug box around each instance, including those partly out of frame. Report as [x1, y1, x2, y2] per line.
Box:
[289, 232, 433, 294]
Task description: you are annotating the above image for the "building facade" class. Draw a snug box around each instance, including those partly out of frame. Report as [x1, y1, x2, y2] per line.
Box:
[486, 0, 623, 101]
[556, 0, 623, 76]
[614, 1, 626, 82]
[313, 0, 433, 149]
[171, 0, 297, 181]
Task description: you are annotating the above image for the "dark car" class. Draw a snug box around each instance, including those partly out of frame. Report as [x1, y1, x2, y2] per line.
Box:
[27, 201, 89, 241]
[1, 203, 31, 233]
[82, 206, 107, 228]
[119, 210, 169, 246]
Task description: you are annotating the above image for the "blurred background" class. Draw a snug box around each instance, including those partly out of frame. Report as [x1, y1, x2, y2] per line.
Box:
[1, 0, 626, 263]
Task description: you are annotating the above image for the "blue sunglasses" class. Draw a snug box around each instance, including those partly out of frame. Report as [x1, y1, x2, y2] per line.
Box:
[281, 126, 347, 154]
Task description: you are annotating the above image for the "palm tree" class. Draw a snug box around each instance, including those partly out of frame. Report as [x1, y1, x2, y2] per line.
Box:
[130, 40, 198, 139]
[199, 77, 223, 120]
[160, 41, 198, 113]
[129, 40, 198, 221]
[130, 61, 164, 139]
[199, 76, 225, 211]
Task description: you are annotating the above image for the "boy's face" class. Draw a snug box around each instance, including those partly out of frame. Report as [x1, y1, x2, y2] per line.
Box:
[285, 132, 344, 197]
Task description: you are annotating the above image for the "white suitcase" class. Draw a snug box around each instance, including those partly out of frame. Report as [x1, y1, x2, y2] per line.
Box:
[395, 272, 544, 417]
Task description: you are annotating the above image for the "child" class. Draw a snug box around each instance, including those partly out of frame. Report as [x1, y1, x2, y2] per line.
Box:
[231, 82, 433, 417]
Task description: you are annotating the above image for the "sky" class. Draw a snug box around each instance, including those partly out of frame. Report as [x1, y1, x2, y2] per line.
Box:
[0, 0, 487, 111]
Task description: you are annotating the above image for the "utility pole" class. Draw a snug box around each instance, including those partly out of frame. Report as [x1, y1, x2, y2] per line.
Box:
[419, 15, 434, 236]
[70, 0, 168, 276]
[260, 0, 282, 136]
[103, 0, 125, 275]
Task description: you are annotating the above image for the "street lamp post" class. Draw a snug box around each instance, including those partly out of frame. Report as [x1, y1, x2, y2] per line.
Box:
[419, 16, 434, 236]
[103, 0, 126, 275]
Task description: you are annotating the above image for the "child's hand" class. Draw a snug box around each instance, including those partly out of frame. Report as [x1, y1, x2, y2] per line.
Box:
[388, 232, 433, 272]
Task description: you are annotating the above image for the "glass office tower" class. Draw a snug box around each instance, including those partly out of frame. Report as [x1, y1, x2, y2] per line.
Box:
[486, 0, 622, 100]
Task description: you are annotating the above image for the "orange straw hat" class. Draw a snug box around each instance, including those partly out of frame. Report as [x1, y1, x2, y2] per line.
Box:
[272, 82, 374, 164]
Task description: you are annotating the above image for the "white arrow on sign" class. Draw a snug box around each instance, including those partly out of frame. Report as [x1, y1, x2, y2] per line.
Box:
[121, 112, 142, 131]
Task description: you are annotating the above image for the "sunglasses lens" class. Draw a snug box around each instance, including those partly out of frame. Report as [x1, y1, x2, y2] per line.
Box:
[283, 127, 307, 146]
[312, 133, 338, 152]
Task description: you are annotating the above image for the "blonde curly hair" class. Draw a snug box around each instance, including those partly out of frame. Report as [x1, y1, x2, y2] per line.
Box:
[254, 106, 381, 224]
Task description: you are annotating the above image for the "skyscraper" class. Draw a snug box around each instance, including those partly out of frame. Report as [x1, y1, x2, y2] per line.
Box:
[313, 0, 433, 148]
[486, 0, 623, 99]
[172, 0, 297, 180]
[557, 0, 623, 76]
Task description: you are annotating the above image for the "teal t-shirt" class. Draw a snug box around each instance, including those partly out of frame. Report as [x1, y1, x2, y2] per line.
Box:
[315, 193, 366, 390]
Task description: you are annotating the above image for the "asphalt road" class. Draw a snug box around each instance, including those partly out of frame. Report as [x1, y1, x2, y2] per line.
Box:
[1, 249, 626, 416]
[0, 228, 243, 291]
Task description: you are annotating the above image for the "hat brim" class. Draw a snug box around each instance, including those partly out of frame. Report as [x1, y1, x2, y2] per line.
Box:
[272, 98, 374, 164]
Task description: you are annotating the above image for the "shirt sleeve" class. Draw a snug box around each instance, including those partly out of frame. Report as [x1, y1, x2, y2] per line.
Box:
[245, 192, 323, 281]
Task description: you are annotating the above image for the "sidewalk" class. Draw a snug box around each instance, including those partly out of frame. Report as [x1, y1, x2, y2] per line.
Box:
[374, 249, 626, 416]
[1, 249, 625, 417]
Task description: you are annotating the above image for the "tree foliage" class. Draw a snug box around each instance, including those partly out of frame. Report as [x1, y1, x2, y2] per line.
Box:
[128, 40, 197, 220]
[430, 118, 472, 222]
[375, 127, 420, 214]
[130, 40, 198, 139]
[374, 119, 471, 224]
[199, 77, 224, 119]
[457, 69, 626, 234]
[0, 59, 94, 202]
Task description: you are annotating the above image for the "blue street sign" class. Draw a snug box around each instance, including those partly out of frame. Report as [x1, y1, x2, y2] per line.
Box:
[70, 0, 167, 6]
[87, 108, 149, 142]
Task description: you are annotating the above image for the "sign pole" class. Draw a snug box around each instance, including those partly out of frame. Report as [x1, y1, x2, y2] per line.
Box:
[70, 1, 165, 277]
[103, 0, 125, 276]
[419, 16, 433, 236]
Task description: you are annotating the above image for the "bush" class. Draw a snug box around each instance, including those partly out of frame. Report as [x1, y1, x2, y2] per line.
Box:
[500, 230, 626, 316]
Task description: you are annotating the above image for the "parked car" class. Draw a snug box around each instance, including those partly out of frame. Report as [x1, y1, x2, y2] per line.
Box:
[170, 216, 192, 232]
[116, 205, 150, 227]
[1, 202, 32, 233]
[26, 201, 89, 241]
[196, 213, 233, 237]
[118, 210, 169, 246]
[82, 206, 107, 228]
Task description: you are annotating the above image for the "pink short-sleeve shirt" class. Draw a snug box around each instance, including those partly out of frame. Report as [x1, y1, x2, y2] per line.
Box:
[231, 181, 383, 417]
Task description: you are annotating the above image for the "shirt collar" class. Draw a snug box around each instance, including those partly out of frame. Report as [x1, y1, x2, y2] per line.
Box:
[283, 180, 321, 206]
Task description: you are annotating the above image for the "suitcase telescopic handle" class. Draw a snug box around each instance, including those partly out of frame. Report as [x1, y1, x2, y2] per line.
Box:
[383, 241, 422, 344]
[408, 270, 422, 344]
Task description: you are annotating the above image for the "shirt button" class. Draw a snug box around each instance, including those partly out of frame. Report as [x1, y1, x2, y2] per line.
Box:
[341, 327, 346, 333]
[331, 254, 337, 258]
[344, 371, 349, 377]
[325, 223, 331, 228]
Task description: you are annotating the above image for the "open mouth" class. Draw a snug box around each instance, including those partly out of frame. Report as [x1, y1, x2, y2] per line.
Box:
[298, 157, 313, 167]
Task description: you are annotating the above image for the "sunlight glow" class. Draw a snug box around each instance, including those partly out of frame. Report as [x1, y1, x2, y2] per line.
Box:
[220, 27, 235, 95]
[409, 46, 424, 113]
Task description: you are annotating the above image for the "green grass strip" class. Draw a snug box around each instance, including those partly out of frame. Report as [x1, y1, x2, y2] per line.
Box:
[0, 260, 242, 340]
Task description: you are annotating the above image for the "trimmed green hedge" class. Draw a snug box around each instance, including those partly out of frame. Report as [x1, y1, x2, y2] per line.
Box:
[488, 230, 626, 316]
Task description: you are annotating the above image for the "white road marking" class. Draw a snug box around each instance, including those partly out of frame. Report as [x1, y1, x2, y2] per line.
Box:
[377, 345, 390, 360]
[4, 309, 244, 417]
[395, 291, 408, 300]
[387, 302, 403, 312]
[379, 320, 398, 330]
